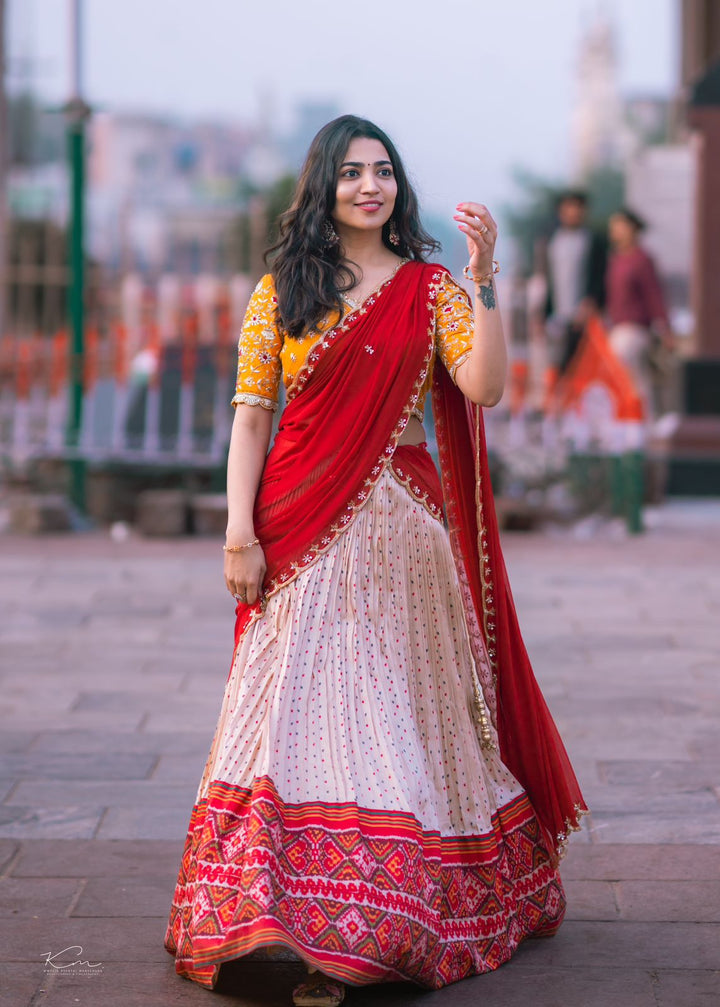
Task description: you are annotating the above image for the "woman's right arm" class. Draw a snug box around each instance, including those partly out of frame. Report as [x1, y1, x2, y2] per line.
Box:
[224, 403, 273, 605]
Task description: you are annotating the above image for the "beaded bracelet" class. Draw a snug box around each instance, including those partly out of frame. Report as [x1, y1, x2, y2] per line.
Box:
[223, 537, 260, 553]
[463, 260, 500, 284]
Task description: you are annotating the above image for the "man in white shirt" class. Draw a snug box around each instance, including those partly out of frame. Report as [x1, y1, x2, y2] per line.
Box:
[544, 190, 607, 374]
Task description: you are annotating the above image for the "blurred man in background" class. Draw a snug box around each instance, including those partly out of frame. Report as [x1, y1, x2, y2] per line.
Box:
[543, 190, 607, 382]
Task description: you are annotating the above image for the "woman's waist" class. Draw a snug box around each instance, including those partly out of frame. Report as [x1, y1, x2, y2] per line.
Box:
[398, 415, 426, 446]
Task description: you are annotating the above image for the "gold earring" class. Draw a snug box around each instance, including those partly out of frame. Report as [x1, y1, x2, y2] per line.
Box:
[322, 218, 340, 248]
[388, 220, 400, 247]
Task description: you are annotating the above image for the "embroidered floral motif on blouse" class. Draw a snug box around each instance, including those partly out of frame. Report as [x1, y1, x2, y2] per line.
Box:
[231, 270, 473, 416]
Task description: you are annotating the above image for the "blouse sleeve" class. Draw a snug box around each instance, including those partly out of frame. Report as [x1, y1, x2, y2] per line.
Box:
[435, 271, 474, 381]
[231, 274, 283, 411]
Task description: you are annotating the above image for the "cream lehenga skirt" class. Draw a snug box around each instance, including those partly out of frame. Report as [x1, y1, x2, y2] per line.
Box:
[164, 465, 566, 990]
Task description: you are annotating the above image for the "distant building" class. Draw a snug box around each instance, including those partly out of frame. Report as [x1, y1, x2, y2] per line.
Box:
[572, 12, 630, 178]
[569, 10, 694, 325]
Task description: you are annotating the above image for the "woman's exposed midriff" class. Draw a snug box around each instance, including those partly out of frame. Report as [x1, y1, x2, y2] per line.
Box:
[398, 415, 426, 446]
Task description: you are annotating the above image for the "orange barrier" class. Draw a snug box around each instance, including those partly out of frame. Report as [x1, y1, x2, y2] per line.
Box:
[555, 315, 644, 422]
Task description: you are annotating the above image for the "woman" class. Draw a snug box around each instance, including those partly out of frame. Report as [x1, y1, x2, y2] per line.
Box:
[164, 115, 587, 1006]
[606, 207, 674, 421]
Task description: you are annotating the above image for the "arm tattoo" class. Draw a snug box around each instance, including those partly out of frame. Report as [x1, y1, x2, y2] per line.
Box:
[476, 282, 496, 311]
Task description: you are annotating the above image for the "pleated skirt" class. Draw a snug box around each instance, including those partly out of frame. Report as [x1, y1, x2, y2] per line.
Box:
[164, 466, 566, 989]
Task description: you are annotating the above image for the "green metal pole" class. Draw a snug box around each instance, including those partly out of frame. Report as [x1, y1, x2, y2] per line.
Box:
[65, 106, 86, 510]
[623, 449, 644, 535]
[64, 0, 89, 514]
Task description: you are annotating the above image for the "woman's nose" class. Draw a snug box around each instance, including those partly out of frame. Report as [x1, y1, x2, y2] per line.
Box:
[359, 171, 380, 193]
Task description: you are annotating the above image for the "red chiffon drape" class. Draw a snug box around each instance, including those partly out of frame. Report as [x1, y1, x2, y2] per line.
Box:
[432, 361, 588, 859]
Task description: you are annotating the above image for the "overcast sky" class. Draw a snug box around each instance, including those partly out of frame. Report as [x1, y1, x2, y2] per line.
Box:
[8, 0, 677, 226]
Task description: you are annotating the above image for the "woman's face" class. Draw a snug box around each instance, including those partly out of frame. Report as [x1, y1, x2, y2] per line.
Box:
[608, 213, 637, 248]
[332, 137, 397, 236]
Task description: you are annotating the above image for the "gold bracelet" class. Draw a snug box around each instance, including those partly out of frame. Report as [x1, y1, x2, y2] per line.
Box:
[223, 537, 260, 553]
[463, 260, 500, 284]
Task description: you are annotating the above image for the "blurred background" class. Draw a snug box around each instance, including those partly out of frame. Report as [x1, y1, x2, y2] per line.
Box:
[0, 0, 718, 537]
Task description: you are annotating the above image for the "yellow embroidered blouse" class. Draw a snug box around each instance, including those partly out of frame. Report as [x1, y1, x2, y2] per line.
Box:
[231, 268, 474, 420]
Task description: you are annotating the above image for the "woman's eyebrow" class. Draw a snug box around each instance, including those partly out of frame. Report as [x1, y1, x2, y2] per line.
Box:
[340, 160, 393, 168]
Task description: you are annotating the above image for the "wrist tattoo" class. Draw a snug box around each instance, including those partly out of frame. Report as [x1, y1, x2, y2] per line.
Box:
[476, 282, 496, 311]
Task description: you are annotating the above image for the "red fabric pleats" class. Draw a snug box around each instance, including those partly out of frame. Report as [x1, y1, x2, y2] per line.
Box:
[432, 360, 588, 860]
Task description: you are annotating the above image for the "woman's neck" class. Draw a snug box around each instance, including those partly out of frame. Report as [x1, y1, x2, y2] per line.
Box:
[336, 227, 398, 272]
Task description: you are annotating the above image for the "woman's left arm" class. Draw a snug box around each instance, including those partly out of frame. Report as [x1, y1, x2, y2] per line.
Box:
[452, 201, 507, 407]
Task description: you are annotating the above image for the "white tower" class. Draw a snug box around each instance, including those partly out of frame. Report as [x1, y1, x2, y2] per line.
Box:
[572, 9, 628, 179]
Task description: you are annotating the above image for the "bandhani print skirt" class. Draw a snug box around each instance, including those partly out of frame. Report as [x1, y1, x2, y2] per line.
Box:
[164, 465, 566, 989]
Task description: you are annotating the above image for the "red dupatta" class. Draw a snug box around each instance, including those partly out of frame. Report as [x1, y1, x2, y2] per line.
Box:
[234, 259, 438, 644]
[234, 260, 587, 862]
[432, 357, 588, 861]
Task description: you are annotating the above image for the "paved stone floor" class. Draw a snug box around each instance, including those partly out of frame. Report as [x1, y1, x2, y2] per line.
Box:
[1, 500, 719, 1006]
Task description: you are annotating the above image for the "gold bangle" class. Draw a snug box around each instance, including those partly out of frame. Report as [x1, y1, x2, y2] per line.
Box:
[463, 260, 500, 284]
[223, 537, 260, 553]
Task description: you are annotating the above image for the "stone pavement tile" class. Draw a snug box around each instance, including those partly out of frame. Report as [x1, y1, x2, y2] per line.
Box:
[688, 730, 720, 760]
[2, 709, 147, 732]
[578, 783, 719, 816]
[600, 760, 720, 789]
[654, 969, 720, 1007]
[34, 961, 307, 1007]
[71, 875, 173, 918]
[149, 753, 207, 783]
[94, 804, 192, 840]
[0, 778, 17, 802]
[561, 843, 720, 881]
[10, 839, 184, 879]
[0, 962, 45, 1007]
[514, 921, 720, 970]
[348, 965, 658, 1007]
[563, 880, 619, 920]
[3, 669, 186, 695]
[588, 813, 720, 844]
[0, 806, 104, 839]
[142, 709, 221, 732]
[26, 728, 208, 757]
[7, 780, 197, 807]
[180, 672, 237, 696]
[1, 915, 168, 963]
[0, 838, 20, 874]
[0, 877, 81, 917]
[615, 881, 720, 922]
[0, 751, 157, 781]
[0, 731, 38, 753]
[71, 690, 221, 717]
[557, 721, 696, 760]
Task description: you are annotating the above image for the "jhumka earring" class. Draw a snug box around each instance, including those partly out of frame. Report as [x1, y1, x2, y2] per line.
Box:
[322, 218, 340, 247]
[388, 219, 400, 247]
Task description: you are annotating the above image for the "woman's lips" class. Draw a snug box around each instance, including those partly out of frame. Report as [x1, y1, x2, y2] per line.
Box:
[356, 202, 382, 212]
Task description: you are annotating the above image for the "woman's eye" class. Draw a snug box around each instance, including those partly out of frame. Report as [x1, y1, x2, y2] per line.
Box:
[379, 168, 393, 177]
[341, 170, 358, 178]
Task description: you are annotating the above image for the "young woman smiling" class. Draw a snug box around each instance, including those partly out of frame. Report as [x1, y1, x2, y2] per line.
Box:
[165, 115, 586, 1007]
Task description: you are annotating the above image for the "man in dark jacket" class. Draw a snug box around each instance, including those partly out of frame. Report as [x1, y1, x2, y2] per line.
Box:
[544, 190, 607, 374]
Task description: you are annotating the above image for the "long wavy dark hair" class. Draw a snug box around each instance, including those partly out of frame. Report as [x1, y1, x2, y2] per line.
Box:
[265, 115, 440, 339]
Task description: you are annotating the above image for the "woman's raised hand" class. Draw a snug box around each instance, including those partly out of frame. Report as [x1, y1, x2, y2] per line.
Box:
[453, 202, 498, 279]
[224, 543, 267, 607]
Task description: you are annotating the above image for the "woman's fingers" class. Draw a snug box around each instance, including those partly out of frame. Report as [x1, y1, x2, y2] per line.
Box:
[454, 215, 496, 254]
[224, 549, 266, 606]
[456, 202, 497, 230]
